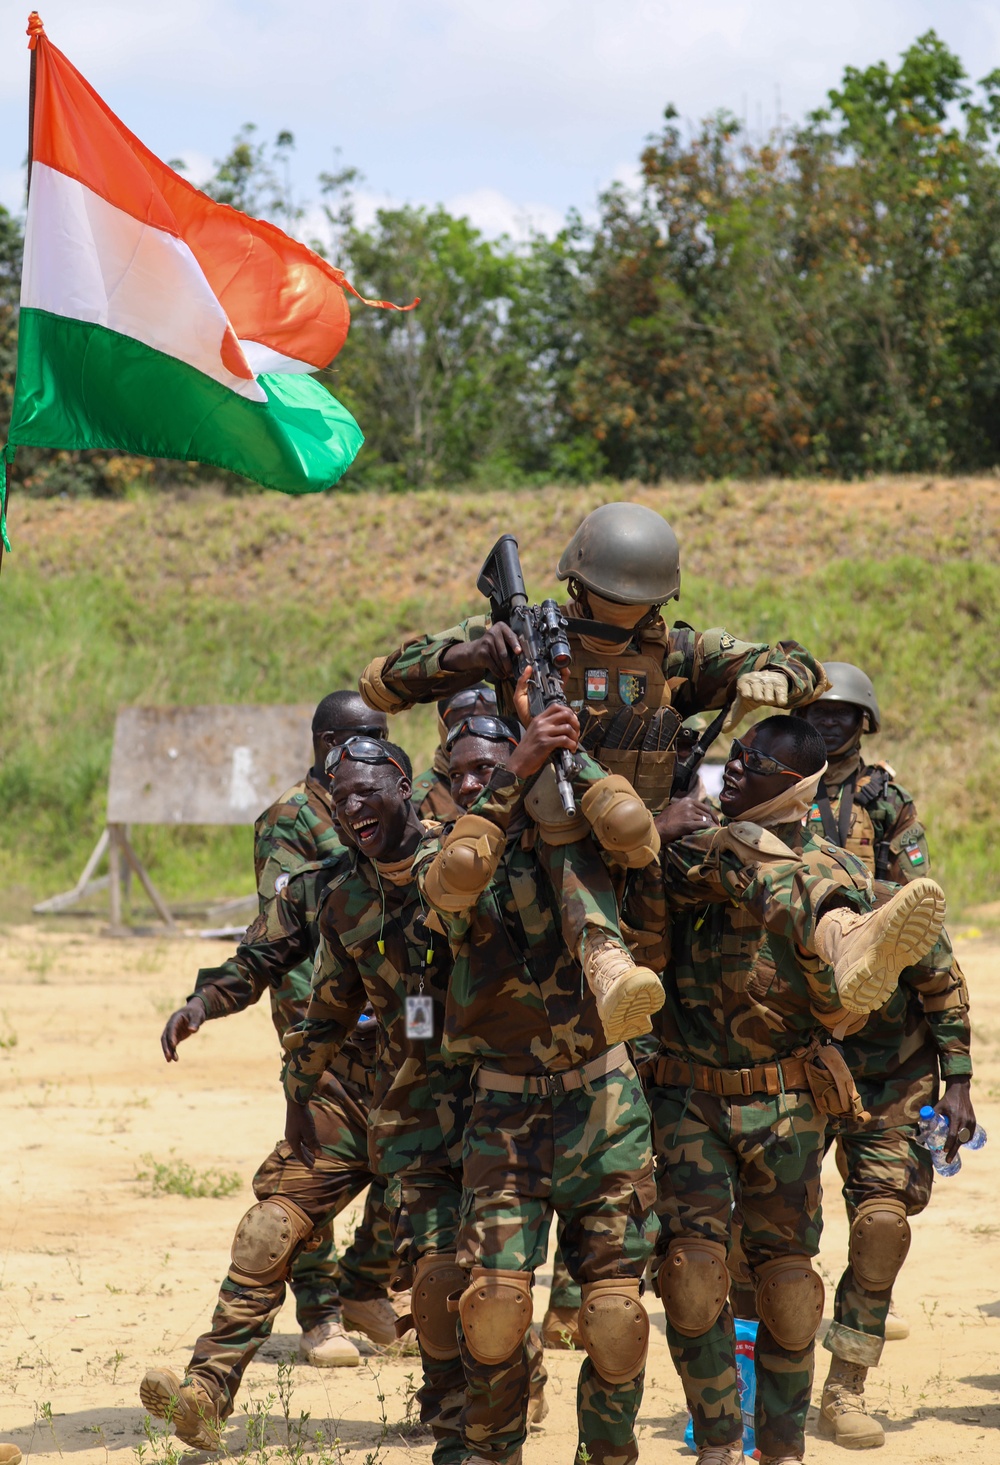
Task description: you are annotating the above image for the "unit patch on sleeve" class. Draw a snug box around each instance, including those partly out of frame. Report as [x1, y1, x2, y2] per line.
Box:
[585, 668, 610, 701]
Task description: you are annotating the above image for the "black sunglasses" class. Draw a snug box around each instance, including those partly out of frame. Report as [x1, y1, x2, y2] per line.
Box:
[728, 737, 801, 779]
[328, 726, 387, 743]
[326, 736, 408, 779]
[446, 715, 520, 751]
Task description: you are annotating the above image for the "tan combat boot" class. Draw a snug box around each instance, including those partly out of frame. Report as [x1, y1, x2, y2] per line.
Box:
[581, 930, 664, 1043]
[0, 1445, 22, 1465]
[812, 879, 946, 1013]
[300, 1317, 361, 1366]
[540, 1303, 582, 1349]
[819, 1356, 885, 1449]
[139, 1368, 226, 1451]
[884, 1301, 909, 1341]
[341, 1295, 405, 1348]
[695, 1443, 745, 1464]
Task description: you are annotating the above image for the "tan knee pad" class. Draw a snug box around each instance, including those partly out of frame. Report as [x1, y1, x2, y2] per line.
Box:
[458, 1267, 533, 1365]
[525, 764, 590, 844]
[421, 816, 507, 911]
[229, 1197, 313, 1286]
[755, 1255, 825, 1351]
[580, 776, 660, 868]
[657, 1238, 728, 1338]
[849, 1197, 911, 1292]
[411, 1252, 465, 1361]
[578, 1277, 649, 1384]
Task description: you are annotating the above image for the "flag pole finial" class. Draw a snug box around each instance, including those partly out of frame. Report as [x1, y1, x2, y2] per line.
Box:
[27, 12, 45, 48]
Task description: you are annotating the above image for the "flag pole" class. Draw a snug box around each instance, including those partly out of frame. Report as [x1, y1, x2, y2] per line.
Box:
[3, 15, 43, 575]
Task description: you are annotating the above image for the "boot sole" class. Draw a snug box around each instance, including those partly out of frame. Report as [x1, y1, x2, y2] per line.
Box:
[817, 1414, 885, 1449]
[139, 1371, 223, 1451]
[598, 970, 665, 1044]
[837, 879, 946, 1013]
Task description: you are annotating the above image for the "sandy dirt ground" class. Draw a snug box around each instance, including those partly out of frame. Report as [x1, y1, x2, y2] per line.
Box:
[1, 924, 998, 1465]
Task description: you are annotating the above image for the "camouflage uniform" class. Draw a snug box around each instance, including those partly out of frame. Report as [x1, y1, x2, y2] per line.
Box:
[631, 820, 873, 1461]
[186, 862, 382, 1415]
[361, 613, 826, 814]
[414, 765, 658, 1465]
[282, 843, 469, 1465]
[803, 760, 972, 1367]
[195, 770, 394, 1325]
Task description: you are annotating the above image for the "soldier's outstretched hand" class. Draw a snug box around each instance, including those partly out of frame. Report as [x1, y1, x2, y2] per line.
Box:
[285, 1098, 318, 1169]
[440, 622, 522, 680]
[160, 998, 207, 1062]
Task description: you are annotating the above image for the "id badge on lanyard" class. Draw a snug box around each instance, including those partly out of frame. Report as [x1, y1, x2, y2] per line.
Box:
[405, 994, 435, 1040]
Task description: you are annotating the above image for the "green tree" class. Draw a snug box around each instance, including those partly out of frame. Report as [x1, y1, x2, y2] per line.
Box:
[331, 206, 533, 487]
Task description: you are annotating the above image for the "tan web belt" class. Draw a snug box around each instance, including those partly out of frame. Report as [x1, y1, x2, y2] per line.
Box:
[644, 1051, 811, 1098]
[475, 1043, 631, 1098]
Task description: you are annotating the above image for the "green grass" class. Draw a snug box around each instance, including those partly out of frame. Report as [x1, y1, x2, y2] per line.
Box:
[2, 482, 998, 917]
[135, 1152, 242, 1199]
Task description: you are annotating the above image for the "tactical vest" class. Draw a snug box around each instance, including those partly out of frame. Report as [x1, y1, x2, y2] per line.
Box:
[564, 621, 679, 813]
[805, 766, 889, 877]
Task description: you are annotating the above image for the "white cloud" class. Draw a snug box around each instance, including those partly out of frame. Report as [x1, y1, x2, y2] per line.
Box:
[3, 2, 998, 227]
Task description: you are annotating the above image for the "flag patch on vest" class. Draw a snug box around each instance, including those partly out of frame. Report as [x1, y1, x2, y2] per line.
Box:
[585, 668, 609, 701]
[906, 846, 925, 866]
[618, 672, 647, 705]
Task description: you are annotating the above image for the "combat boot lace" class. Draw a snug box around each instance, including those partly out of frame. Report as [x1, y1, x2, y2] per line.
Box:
[139, 1368, 226, 1451]
[884, 1300, 909, 1341]
[582, 931, 664, 1043]
[694, 1443, 745, 1464]
[342, 1295, 413, 1348]
[812, 879, 946, 1013]
[819, 1356, 885, 1449]
[300, 1317, 361, 1366]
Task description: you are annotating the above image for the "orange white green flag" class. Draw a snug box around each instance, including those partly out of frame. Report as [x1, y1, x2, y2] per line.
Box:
[6, 13, 414, 505]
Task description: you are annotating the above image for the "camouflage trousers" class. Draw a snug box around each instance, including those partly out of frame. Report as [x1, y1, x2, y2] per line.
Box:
[187, 1089, 376, 1412]
[290, 1176, 394, 1330]
[823, 1113, 934, 1368]
[457, 1062, 657, 1465]
[648, 1083, 826, 1461]
[549, 1246, 583, 1310]
[388, 1162, 469, 1465]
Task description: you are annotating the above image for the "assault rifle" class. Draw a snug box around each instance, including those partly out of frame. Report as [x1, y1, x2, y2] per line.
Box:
[477, 534, 577, 816]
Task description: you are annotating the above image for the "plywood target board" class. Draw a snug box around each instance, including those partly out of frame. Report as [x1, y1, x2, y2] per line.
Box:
[106, 705, 314, 825]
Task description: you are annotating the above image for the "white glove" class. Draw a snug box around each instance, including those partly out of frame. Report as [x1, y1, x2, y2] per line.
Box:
[722, 669, 790, 732]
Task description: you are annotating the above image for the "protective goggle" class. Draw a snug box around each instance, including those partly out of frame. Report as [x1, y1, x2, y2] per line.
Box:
[728, 738, 801, 779]
[330, 725, 387, 742]
[326, 736, 408, 779]
[442, 686, 498, 727]
[445, 715, 520, 751]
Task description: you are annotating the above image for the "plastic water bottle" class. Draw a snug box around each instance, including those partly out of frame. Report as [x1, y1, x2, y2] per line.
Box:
[916, 1106, 962, 1177]
[684, 1318, 759, 1458]
[964, 1124, 988, 1152]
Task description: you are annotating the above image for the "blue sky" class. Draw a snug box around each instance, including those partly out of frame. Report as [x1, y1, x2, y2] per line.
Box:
[4, 1, 1000, 240]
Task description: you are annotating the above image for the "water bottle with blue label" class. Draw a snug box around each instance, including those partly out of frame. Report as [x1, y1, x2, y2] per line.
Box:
[916, 1106, 961, 1177]
[684, 1318, 759, 1457]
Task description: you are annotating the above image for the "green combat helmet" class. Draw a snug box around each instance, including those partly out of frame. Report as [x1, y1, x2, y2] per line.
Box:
[556, 502, 681, 606]
[812, 661, 881, 733]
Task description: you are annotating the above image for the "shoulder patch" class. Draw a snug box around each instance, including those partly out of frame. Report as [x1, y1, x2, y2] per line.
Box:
[274, 872, 290, 893]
